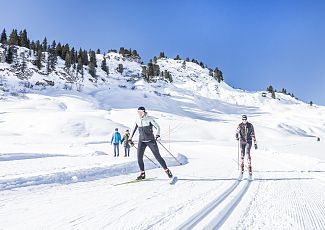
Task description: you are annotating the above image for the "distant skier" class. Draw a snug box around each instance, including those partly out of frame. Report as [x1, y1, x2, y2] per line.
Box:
[129, 106, 173, 180]
[111, 128, 122, 157]
[121, 129, 131, 157]
[236, 115, 258, 173]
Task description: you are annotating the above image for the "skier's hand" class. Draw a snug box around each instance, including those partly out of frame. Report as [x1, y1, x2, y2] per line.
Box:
[254, 143, 258, 149]
[155, 135, 160, 140]
[128, 139, 134, 146]
[236, 137, 239, 141]
[235, 133, 239, 141]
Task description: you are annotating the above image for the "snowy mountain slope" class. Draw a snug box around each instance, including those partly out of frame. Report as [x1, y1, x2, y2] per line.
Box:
[1, 44, 325, 229]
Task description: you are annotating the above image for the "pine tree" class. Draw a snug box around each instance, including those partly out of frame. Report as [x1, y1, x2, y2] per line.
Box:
[82, 50, 89, 66]
[19, 29, 29, 48]
[89, 50, 97, 67]
[119, 47, 125, 56]
[182, 61, 186, 69]
[88, 62, 96, 78]
[30, 41, 36, 52]
[142, 66, 148, 81]
[209, 68, 213, 77]
[42, 37, 48, 52]
[185, 57, 190, 62]
[65, 51, 72, 69]
[159, 52, 165, 59]
[117, 63, 123, 74]
[70, 47, 76, 64]
[61, 44, 70, 60]
[214, 67, 223, 83]
[77, 57, 83, 75]
[6, 46, 14, 64]
[9, 29, 18, 46]
[48, 41, 57, 71]
[132, 49, 139, 57]
[56, 43, 62, 58]
[271, 91, 276, 99]
[1, 29, 7, 44]
[164, 70, 173, 83]
[153, 56, 158, 64]
[96, 48, 101, 54]
[101, 57, 109, 75]
[174, 54, 181, 60]
[35, 49, 43, 70]
[266, 85, 274, 93]
[310, 101, 313, 106]
[20, 51, 27, 73]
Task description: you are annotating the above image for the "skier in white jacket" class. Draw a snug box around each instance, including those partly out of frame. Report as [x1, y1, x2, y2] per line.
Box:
[130, 106, 173, 180]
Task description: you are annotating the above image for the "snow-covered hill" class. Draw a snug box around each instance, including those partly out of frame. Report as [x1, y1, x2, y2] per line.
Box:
[1, 44, 325, 229]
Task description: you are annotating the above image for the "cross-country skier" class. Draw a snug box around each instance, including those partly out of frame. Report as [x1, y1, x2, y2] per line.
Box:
[129, 106, 173, 180]
[111, 128, 122, 157]
[235, 115, 258, 173]
[121, 129, 131, 157]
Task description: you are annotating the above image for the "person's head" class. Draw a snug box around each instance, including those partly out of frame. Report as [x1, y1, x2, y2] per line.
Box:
[125, 129, 129, 133]
[242, 115, 247, 124]
[115, 128, 118, 131]
[137, 106, 146, 118]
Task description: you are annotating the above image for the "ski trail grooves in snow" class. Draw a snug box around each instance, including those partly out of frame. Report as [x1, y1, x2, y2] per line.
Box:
[177, 172, 247, 229]
[234, 153, 325, 230]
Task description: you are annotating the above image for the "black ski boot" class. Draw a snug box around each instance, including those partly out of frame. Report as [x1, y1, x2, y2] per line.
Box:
[165, 168, 173, 178]
[136, 171, 145, 180]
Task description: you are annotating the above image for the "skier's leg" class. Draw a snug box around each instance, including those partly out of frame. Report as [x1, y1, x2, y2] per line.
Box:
[137, 142, 147, 171]
[117, 144, 119, 156]
[240, 142, 246, 169]
[127, 147, 130, 156]
[246, 142, 252, 172]
[147, 141, 168, 169]
[124, 146, 127, 157]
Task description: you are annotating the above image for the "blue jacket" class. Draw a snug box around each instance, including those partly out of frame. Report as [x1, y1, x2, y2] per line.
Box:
[111, 131, 122, 144]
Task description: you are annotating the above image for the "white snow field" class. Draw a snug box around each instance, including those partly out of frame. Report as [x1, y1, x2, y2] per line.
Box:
[1, 45, 325, 229]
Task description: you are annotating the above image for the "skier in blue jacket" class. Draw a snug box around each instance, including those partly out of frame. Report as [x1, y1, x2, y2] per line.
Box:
[111, 128, 122, 157]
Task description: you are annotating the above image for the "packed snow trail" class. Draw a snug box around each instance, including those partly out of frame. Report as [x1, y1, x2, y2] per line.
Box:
[222, 151, 325, 230]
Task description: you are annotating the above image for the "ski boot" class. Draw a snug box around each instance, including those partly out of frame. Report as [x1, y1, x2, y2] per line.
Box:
[136, 171, 145, 180]
[165, 168, 173, 178]
[240, 164, 244, 174]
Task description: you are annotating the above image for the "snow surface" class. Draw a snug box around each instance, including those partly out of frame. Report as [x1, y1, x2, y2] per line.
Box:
[1, 44, 325, 229]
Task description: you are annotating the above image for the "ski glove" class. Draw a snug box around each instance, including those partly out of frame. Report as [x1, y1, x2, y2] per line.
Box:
[155, 135, 160, 140]
[128, 140, 134, 146]
[235, 133, 239, 141]
[254, 143, 258, 149]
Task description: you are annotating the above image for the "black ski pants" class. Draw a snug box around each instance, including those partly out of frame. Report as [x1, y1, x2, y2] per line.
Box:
[240, 141, 252, 166]
[137, 140, 167, 171]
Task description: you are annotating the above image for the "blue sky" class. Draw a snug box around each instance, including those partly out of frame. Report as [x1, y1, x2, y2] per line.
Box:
[1, 0, 325, 104]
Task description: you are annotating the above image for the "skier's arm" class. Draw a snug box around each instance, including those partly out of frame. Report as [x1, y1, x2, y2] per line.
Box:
[150, 118, 160, 136]
[251, 125, 256, 143]
[251, 125, 258, 149]
[235, 125, 240, 140]
[111, 134, 114, 144]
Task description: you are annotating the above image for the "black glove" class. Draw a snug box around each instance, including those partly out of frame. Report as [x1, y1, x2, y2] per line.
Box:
[236, 133, 239, 141]
[128, 139, 134, 146]
[155, 135, 160, 140]
[254, 143, 258, 149]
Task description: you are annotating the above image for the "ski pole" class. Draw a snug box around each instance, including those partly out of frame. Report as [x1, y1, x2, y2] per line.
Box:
[157, 140, 182, 165]
[131, 142, 160, 168]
